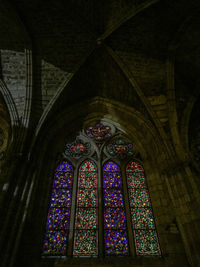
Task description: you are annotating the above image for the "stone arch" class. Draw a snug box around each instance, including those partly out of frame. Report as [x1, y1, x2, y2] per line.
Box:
[15, 96, 188, 266]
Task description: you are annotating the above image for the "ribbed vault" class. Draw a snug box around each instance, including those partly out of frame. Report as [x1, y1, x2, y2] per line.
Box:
[0, 0, 200, 266]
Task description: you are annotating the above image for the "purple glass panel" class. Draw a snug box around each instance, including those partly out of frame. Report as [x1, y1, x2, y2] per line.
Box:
[104, 230, 129, 255]
[103, 161, 120, 172]
[103, 161, 129, 255]
[50, 189, 72, 207]
[43, 161, 73, 256]
[104, 189, 124, 207]
[104, 208, 126, 229]
[47, 208, 71, 230]
[53, 171, 73, 188]
[43, 230, 68, 256]
[103, 171, 122, 188]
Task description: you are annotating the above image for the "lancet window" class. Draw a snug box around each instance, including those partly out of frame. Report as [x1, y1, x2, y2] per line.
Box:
[43, 122, 161, 257]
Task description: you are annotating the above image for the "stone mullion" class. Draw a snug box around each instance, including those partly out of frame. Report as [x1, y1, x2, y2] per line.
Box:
[121, 163, 135, 257]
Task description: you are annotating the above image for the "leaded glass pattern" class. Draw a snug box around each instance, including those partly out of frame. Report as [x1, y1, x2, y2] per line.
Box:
[64, 139, 91, 159]
[107, 139, 133, 158]
[103, 161, 129, 255]
[73, 160, 98, 256]
[43, 123, 161, 258]
[43, 161, 73, 256]
[87, 123, 111, 142]
[126, 161, 160, 255]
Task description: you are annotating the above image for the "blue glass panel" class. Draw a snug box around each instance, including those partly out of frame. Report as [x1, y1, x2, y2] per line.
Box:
[47, 208, 71, 230]
[104, 161, 120, 172]
[103, 171, 122, 188]
[104, 208, 126, 229]
[104, 230, 129, 255]
[103, 161, 129, 255]
[56, 161, 73, 172]
[43, 161, 73, 256]
[50, 189, 72, 207]
[43, 230, 68, 256]
[104, 189, 124, 207]
[53, 171, 73, 188]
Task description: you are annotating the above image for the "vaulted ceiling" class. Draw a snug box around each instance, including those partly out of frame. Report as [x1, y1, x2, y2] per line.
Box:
[0, 0, 200, 159]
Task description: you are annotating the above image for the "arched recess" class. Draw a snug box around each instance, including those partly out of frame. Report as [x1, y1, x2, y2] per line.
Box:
[14, 97, 190, 266]
[33, 97, 167, 164]
[40, 120, 162, 258]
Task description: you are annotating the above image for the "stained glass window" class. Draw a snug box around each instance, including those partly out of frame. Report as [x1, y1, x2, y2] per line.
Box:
[126, 161, 160, 255]
[64, 139, 91, 159]
[103, 161, 129, 255]
[107, 139, 133, 158]
[43, 161, 73, 256]
[73, 160, 98, 256]
[43, 124, 161, 258]
[87, 123, 111, 143]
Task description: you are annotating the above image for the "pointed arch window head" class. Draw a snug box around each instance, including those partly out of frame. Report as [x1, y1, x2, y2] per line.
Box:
[42, 122, 161, 258]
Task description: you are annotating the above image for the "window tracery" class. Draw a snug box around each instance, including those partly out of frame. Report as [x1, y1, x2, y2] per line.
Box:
[42, 122, 161, 258]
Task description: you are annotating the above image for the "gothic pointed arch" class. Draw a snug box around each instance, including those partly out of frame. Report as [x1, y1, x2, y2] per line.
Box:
[42, 121, 161, 258]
